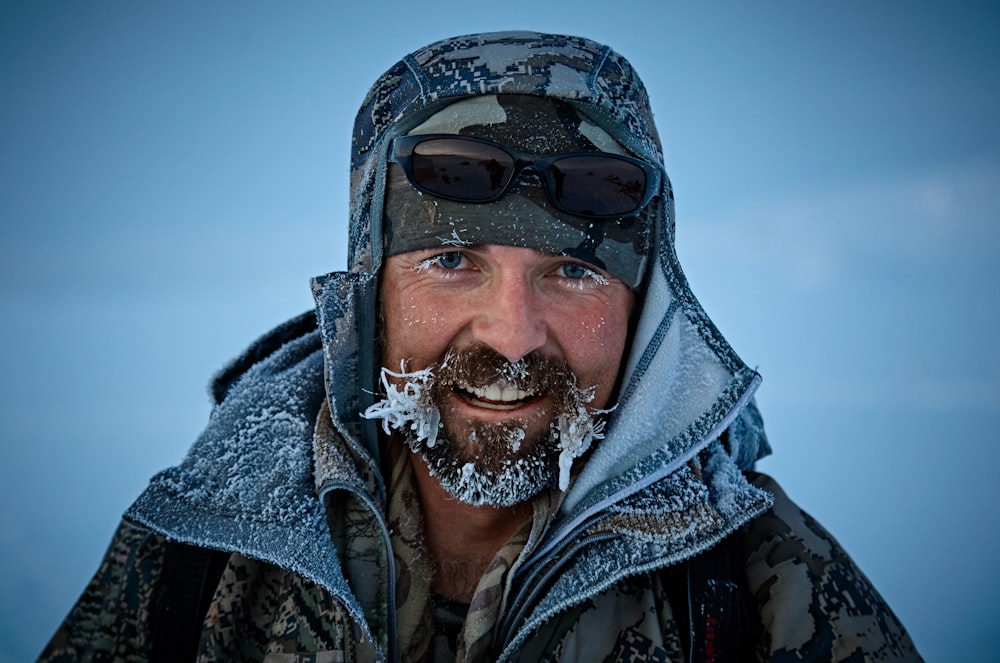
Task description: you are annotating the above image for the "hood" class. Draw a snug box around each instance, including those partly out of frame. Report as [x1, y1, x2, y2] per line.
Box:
[322, 30, 770, 529]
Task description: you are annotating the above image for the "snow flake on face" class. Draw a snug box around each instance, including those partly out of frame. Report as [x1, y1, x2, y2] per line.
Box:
[436, 229, 472, 246]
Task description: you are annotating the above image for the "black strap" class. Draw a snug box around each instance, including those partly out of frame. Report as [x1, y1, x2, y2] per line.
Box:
[665, 539, 750, 663]
[150, 541, 230, 662]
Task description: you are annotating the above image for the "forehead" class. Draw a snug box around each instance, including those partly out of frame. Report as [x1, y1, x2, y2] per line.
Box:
[407, 94, 629, 155]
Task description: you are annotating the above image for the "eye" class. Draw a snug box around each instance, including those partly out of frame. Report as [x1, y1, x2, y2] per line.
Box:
[412, 251, 469, 274]
[559, 262, 591, 279]
[436, 252, 464, 270]
[551, 261, 611, 289]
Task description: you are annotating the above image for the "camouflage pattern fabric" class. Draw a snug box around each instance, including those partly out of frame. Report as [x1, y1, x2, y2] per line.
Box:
[40, 470, 921, 661]
[38, 520, 379, 662]
[196, 551, 371, 661]
[384, 442, 435, 662]
[40, 522, 163, 661]
[515, 572, 686, 662]
[347, 31, 665, 277]
[741, 473, 919, 661]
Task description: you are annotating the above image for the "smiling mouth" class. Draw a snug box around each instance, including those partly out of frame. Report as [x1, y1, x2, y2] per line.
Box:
[455, 381, 539, 411]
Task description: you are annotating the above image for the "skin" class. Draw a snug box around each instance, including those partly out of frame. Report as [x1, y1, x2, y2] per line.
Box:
[380, 244, 634, 600]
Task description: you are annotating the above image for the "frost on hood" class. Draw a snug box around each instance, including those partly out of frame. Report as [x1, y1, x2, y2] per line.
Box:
[123, 331, 346, 600]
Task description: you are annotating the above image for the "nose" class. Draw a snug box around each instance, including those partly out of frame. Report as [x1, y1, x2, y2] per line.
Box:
[470, 274, 547, 363]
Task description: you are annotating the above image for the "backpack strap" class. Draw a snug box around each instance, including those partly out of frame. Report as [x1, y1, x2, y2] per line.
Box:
[665, 537, 751, 662]
[150, 541, 230, 662]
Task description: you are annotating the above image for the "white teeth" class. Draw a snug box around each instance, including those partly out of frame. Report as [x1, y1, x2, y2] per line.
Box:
[475, 384, 530, 402]
[458, 381, 535, 405]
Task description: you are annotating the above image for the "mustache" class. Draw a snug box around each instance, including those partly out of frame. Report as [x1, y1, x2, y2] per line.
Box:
[434, 345, 576, 391]
[430, 345, 580, 397]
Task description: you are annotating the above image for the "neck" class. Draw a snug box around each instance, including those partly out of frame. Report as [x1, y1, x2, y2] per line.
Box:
[409, 453, 532, 602]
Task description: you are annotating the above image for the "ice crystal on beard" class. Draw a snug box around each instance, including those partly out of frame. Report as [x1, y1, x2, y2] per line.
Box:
[362, 363, 441, 447]
[506, 426, 526, 453]
[362, 353, 613, 505]
[554, 385, 611, 491]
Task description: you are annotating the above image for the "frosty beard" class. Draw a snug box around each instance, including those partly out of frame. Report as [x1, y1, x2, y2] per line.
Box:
[363, 345, 609, 507]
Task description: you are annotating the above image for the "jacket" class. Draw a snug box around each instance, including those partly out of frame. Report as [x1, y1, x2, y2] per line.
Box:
[41, 32, 921, 662]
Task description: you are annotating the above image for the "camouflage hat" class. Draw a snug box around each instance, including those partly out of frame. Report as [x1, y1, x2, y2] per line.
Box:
[382, 94, 651, 288]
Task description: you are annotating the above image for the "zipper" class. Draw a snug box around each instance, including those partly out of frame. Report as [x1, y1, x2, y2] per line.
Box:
[495, 507, 767, 661]
[497, 528, 617, 648]
[493, 379, 766, 656]
[319, 480, 398, 663]
[530, 373, 760, 568]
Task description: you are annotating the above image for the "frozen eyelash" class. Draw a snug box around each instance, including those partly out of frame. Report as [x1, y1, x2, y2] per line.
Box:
[412, 257, 437, 272]
[412, 255, 458, 273]
[588, 271, 610, 286]
[561, 267, 609, 289]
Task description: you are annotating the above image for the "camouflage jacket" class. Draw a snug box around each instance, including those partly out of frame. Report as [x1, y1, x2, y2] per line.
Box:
[41, 468, 920, 661]
[40, 315, 920, 662]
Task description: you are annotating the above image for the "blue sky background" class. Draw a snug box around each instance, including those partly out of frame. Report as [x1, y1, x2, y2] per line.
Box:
[2, 2, 998, 660]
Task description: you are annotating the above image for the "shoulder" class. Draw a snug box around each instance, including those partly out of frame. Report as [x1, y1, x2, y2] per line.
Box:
[39, 521, 169, 660]
[736, 472, 923, 661]
[124, 311, 328, 548]
[740, 472, 841, 561]
[210, 310, 319, 405]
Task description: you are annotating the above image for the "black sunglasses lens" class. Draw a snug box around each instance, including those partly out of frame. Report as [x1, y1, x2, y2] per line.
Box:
[550, 156, 647, 216]
[411, 138, 515, 201]
[403, 138, 652, 217]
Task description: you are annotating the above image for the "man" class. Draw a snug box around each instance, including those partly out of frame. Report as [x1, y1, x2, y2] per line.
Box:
[41, 31, 921, 662]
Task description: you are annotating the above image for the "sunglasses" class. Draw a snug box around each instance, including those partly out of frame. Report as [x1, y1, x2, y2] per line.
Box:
[389, 134, 661, 218]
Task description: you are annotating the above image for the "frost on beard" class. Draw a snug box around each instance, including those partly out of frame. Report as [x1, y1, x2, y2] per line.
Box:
[362, 361, 611, 505]
[362, 363, 441, 447]
[554, 386, 609, 491]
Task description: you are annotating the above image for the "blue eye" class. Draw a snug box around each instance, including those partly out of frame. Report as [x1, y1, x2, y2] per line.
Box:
[436, 252, 464, 269]
[560, 262, 590, 279]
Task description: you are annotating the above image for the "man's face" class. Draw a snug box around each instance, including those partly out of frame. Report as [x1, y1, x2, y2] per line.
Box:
[378, 244, 634, 504]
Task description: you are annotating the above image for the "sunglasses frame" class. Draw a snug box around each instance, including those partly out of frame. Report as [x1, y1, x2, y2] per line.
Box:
[388, 133, 662, 219]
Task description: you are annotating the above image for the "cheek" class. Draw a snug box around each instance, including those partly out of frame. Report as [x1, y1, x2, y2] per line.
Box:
[573, 313, 612, 341]
[397, 301, 445, 327]
[573, 315, 630, 370]
[575, 292, 633, 355]
[557, 299, 633, 402]
[566, 316, 614, 369]
[381, 290, 458, 368]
